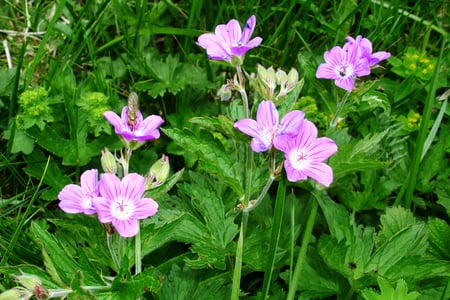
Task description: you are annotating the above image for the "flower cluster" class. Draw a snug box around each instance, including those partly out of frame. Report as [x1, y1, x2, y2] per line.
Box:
[234, 101, 338, 187]
[59, 99, 165, 238]
[58, 169, 158, 238]
[316, 35, 391, 91]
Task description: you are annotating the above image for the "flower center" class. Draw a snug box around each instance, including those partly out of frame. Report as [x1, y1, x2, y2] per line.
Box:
[337, 64, 353, 78]
[111, 196, 134, 220]
[289, 149, 310, 170]
[82, 192, 95, 209]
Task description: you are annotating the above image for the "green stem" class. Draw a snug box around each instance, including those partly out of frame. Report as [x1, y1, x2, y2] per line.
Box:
[286, 194, 319, 300]
[244, 175, 275, 213]
[107, 232, 120, 271]
[231, 211, 248, 300]
[330, 90, 351, 128]
[231, 64, 252, 300]
[135, 227, 142, 275]
[236, 65, 250, 118]
[261, 177, 286, 299]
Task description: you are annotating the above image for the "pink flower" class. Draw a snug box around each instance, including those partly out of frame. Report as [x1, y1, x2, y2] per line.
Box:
[58, 169, 99, 215]
[197, 15, 263, 62]
[234, 100, 304, 152]
[104, 107, 164, 142]
[344, 35, 391, 66]
[93, 173, 158, 238]
[316, 44, 370, 91]
[274, 120, 338, 187]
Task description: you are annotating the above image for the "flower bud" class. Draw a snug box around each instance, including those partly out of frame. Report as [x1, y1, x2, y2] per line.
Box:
[16, 274, 42, 291]
[101, 148, 117, 174]
[276, 69, 287, 86]
[146, 154, 170, 189]
[0, 288, 33, 300]
[217, 84, 232, 101]
[286, 68, 299, 91]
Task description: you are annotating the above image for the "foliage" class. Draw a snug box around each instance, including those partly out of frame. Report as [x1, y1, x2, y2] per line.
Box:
[0, 0, 449, 299]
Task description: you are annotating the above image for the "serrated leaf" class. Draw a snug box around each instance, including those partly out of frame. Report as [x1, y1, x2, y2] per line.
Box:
[162, 127, 243, 195]
[361, 277, 420, 300]
[30, 221, 81, 286]
[366, 224, 428, 275]
[382, 256, 450, 282]
[427, 218, 450, 260]
[378, 207, 417, 244]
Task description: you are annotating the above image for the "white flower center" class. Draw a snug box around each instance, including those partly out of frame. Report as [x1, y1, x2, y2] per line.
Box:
[289, 149, 310, 170]
[336, 64, 353, 78]
[82, 192, 94, 209]
[111, 196, 134, 220]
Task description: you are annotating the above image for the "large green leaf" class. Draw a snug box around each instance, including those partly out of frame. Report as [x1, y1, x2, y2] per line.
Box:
[162, 127, 244, 195]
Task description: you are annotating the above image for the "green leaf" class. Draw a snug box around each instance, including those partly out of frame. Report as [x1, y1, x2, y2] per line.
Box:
[378, 206, 417, 244]
[361, 277, 420, 300]
[162, 127, 244, 195]
[154, 264, 231, 300]
[30, 221, 104, 287]
[30, 221, 81, 286]
[427, 218, 450, 260]
[366, 223, 428, 275]
[329, 131, 391, 180]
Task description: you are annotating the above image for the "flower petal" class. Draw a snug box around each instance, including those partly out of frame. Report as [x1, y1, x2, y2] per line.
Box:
[303, 162, 334, 187]
[113, 218, 139, 238]
[133, 198, 159, 219]
[93, 196, 113, 223]
[121, 173, 146, 202]
[256, 101, 278, 132]
[306, 137, 338, 162]
[240, 15, 256, 44]
[99, 173, 122, 202]
[80, 169, 98, 195]
[58, 185, 85, 214]
[234, 118, 260, 138]
[278, 110, 304, 136]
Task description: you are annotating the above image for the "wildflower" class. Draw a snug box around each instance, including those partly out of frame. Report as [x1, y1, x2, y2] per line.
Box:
[274, 119, 338, 187]
[344, 35, 391, 66]
[197, 15, 262, 63]
[234, 100, 304, 152]
[316, 43, 370, 91]
[58, 169, 99, 215]
[93, 173, 158, 238]
[103, 106, 164, 142]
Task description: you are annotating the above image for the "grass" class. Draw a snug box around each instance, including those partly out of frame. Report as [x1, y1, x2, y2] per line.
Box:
[0, 0, 449, 299]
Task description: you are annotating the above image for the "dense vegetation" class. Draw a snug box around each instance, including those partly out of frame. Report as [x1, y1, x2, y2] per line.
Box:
[0, 1, 448, 299]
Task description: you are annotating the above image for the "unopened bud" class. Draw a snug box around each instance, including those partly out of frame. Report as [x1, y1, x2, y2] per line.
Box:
[276, 69, 287, 86]
[16, 274, 41, 291]
[101, 148, 117, 174]
[0, 288, 32, 300]
[217, 84, 232, 101]
[286, 68, 299, 91]
[146, 154, 170, 189]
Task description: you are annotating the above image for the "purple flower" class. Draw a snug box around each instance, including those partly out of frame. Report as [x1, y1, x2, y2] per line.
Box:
[58, 169, 99, 215]
[274, 120, 338, 187]
[234, 100, 304, 152]
[104, 107, 164, 142]
[316, 43, 371, 91]
[93, 173, 158, 238]
[344, 35, 391, 66]
[197, 15, 263, 62]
